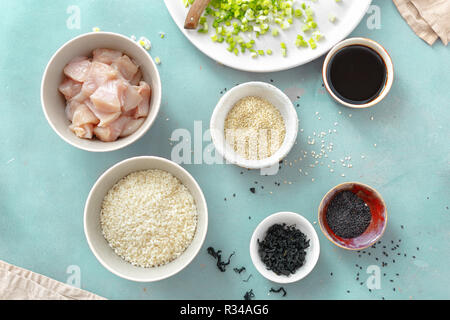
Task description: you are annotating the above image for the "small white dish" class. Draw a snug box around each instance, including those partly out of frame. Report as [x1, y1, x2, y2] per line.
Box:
[210, 82, 298, 170]
[41, 32, 162, 152]
[250, 212, 320, 284]
[322, 37, 394, 108]
[84, 156, 208, 282]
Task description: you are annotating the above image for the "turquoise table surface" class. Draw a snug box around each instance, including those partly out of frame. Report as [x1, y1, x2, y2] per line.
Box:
[1, 0, 449, 300]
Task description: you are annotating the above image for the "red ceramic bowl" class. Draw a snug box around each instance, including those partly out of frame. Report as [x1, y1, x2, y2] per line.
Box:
[318, 182, 387, 250]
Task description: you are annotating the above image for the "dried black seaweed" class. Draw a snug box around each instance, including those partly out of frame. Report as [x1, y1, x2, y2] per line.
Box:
[269, 287, 287, 297]
[257, 223, 310, 276]
[243, 274, 253, 282]
[244, 289, 255, 300]
[233, 266, 246, 274]
[207, 247, 235, 272]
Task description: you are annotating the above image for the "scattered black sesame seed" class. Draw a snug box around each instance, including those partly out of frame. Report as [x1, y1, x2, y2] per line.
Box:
[250, 187, 256, 194]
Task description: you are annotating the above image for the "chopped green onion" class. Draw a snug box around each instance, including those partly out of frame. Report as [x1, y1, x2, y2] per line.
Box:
[184, 0, 325, 57]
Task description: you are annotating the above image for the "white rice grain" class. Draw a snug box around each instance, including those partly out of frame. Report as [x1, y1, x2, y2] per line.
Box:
[100, 169, 198, 268]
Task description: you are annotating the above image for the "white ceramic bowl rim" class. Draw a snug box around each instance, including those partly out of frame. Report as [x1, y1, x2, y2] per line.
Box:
[41, 31, 162, 152]
[210, 82, 299, 169]
[83, 156, 208, 282]
[322, 37, 394, 109]
[250, 211, 320, 284]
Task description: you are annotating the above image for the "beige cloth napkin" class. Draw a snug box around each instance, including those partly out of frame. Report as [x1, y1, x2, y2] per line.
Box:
[0, 260, 105, 300]
[393, 0, 450, 45]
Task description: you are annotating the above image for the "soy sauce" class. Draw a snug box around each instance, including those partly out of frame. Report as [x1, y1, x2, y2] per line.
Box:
[327, 45, 387, 105]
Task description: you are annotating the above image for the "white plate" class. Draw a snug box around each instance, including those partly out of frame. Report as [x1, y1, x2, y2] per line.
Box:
[164, 0, 372, 72]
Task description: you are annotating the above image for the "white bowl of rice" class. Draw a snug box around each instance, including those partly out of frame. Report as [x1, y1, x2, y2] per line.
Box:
[84, 156, 208, 282]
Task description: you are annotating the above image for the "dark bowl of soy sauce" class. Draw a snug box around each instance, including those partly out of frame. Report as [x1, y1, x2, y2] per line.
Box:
[322, 38, 394, 108]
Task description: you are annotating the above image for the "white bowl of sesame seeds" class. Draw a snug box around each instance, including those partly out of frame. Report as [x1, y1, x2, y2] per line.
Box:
[84, 156, 208, 282]
[210, 81, 298, 170]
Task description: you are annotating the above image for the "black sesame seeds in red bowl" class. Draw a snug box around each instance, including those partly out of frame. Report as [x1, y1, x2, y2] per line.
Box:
[318, 182, 387, 250]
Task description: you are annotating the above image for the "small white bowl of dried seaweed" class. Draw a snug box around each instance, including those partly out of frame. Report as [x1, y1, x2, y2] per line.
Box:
[250, 211, 320, 284]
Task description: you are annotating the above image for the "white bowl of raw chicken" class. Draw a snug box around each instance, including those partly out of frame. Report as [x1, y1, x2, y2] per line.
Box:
[41, 32, 161, 152]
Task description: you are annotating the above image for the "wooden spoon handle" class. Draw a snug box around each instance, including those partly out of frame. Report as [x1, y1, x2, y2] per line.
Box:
[184, 0, 211, 29]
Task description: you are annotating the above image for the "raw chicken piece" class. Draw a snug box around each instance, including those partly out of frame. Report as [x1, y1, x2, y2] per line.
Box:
[93, 116, 130, 142]
[72, 104, 99, 126]
[58, 78, 82, 100]
[77, 62, 119, 100]
[112, 55, 139, 80]
[65, 100, 82, 121]
[129, 69, 142, 86]
[84, 99, 121, 127]
[90, 80, 125, 113]
[120, 81, 143, 112]
[64, 56, 91, 82]
[60, 49, 152, 142]
[134, 81, 151, 118]
[122, 106, 137, 117]
[92, 48, 122, 65]
[70, 123, 94, 139]
[120, 118, 145, 137]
